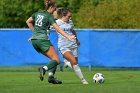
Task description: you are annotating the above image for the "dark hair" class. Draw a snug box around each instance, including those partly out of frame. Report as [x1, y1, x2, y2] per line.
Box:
[44, 0, 56, 9]
[57, 7, 71, 17]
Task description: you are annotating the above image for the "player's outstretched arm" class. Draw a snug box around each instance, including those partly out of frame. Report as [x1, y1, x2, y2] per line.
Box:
[52, 23, 75, 41]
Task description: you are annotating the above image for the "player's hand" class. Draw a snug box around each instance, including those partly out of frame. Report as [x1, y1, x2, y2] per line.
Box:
[76, 41, 80, 46]
[28, 37, 32, 42]
[68, 35, 76, 41]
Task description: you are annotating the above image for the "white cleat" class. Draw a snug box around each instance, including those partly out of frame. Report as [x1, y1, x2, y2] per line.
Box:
[82, 79, 89, 84]
[63, 61, 72, 68]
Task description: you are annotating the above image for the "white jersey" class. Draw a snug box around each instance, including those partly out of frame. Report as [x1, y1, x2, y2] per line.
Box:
[56, 19, 78, 49]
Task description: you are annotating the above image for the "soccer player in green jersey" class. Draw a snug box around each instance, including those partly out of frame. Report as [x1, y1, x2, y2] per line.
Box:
[26, 0, 75, 84]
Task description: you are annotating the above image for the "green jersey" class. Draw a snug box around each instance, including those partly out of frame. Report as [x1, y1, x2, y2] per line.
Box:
[31, 10, 55, 40]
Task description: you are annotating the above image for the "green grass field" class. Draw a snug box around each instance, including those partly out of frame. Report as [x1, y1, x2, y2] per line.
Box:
[0, 66, 140, 93]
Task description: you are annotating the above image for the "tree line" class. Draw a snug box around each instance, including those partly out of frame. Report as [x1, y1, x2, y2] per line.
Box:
[0, 0, 139, 28]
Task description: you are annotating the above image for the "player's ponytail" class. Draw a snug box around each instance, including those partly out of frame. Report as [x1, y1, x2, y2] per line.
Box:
[56, 7, 63, 18]
[44, 0, 56, 9]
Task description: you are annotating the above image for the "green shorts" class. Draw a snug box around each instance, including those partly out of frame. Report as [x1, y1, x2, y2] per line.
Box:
[31, 39, 52, 53]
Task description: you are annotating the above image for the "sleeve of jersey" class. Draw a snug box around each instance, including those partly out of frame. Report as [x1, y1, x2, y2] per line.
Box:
[48, 15, 56, 25]
[56, 20, 61, 26]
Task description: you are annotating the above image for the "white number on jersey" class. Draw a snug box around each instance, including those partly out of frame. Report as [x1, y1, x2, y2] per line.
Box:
[35, 15, 44, 26]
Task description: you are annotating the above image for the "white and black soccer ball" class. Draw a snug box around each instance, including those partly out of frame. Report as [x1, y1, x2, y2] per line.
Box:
[93, 73, 104, 84]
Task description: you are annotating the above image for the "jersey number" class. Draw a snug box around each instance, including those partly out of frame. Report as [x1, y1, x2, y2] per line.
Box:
[35, 15, 44, 26]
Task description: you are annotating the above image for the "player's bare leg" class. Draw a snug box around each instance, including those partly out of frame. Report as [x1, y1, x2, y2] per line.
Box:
[38, 46, 62, 84]
[63, 51, 88, 84]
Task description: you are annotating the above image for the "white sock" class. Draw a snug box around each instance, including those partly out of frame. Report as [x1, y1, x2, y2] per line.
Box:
[73, 64, 84, 80]
[43, 66, 48, 71]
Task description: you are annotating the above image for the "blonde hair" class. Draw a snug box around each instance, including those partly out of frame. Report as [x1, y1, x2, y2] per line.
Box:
[44, 0, 56, 9]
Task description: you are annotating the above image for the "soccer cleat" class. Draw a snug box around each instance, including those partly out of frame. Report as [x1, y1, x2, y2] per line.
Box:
[48, 76, 62, 84]
[38, 67, 46, 81]
[81, 79, 89, 84]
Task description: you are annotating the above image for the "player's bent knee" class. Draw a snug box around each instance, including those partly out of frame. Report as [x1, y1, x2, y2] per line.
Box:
[71, 61, 77, 66]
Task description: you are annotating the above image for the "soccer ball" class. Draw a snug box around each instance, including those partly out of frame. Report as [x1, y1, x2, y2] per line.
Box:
[93, 73, 104, 84]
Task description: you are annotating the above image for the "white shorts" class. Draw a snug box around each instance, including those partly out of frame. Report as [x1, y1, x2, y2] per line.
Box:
[59, 47, 78, 57]
[59, 47, 78, 68]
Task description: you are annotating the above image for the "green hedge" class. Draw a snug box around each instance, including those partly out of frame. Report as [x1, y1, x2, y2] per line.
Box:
[0, 0, 139, 28]
[74, 0, 140, 28]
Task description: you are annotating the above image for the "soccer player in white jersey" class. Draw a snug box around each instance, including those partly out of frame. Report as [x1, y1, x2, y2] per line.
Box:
[48, 7, 88, 84]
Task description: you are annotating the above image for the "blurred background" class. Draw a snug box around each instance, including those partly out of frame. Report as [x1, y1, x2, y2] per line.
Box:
[0, 0, 140, 28]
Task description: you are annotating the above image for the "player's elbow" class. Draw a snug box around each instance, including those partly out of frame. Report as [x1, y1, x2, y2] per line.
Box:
[26, 19, 30, 25]
[26, 20, 29, 26]
[26, 17, 33, 25]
